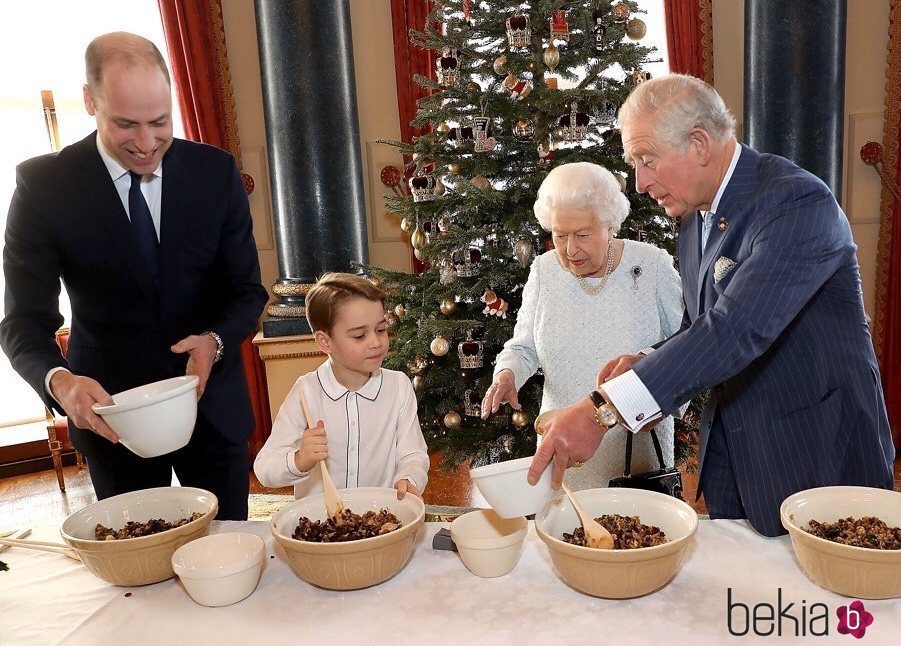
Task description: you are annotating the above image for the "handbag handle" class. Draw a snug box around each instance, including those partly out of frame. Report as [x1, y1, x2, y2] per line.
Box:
[621, 427, 667, 477]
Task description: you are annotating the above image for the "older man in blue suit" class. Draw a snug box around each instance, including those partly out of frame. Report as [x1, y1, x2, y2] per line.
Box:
[529, 74, 895, 536]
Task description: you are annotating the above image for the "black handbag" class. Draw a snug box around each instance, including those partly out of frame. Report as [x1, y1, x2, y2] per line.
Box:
[608, 427, 684, 500]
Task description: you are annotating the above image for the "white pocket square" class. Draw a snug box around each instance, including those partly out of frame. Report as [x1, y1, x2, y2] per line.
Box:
[714, 256, 737, 283]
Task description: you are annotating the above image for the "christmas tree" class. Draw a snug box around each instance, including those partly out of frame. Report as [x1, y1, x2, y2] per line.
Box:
[366, 0, 697, 469]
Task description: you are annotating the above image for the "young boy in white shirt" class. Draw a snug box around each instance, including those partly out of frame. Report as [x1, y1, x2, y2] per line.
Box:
[254, 273, 429, 500]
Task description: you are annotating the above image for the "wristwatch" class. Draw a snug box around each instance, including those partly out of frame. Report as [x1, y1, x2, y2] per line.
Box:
[588, 390, 619, 429]
[202, 330, 224, 363]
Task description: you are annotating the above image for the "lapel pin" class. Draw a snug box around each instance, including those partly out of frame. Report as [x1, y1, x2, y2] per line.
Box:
[718, 216, 728, 232]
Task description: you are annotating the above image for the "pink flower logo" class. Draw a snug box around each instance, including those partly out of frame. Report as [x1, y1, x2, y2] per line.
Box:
[836, 600, 874, 639]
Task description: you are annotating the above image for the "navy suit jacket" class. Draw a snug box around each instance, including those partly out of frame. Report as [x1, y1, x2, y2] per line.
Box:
[1, 133, 268, 444]
[633, 144, 895, 536]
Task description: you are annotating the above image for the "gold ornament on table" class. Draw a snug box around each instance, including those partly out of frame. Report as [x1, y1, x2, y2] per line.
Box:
[493, 55, 508, 76]
[626, 17, 647, 40]
[611, 3, 631, 23]
[511, 410, 530, 428]
[410, 227, 427, 250]
[440, 298, 457, 315]
[543, 43, 560, 72]
[412, 375, 423, 391]
[394, 304, 406, 317]
[443, 411, 462, 428]
[430, 336, 450, 357]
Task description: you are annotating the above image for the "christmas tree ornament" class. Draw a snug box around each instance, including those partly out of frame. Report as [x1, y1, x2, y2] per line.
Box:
[452, 247, 482, 278]
[439, 261, 456, 285]
[458, 331, 484, 368]
[557, 102, 591, 142]
[615, 173, 627, 191]
[440, 297, 457, 315]
[463, 389, 482, 417]
[437, 215, 453, 233]
[410, 227, 427, 250]
[380, 165, 402, 194]
[544, 77, 559, 90]
[471, 175, 491, 191]
[433, 179, 446, 196]
[467, 81, 482, 93]
[543, 43, 560, 72]
[443, 411, 462, 428]
[511, 410, 530, 428]
[611, 3, 631, 23]
[537, 142, 555, 165]
[430, 336, 450, 357]
[436, 48, 461, 87]
[592, 11, 608, 50]
[626, 17, 647, 40]
[481, 289, 509, 318]
[502, 435, 514, 453]
[448, 162, 462, 175]
[422, 220, 436, 244]
[448, 125, 474, 148]
[513, 118, 535, 140]
[513, 238, 535, 267]
[413, 247, 426, 261]
[473, 112, 497, 153]
[412, 375, 423, 391]
[629, 69, 652, 86]
[549, 9, 570, 43]
[409, 170, 437, 202]
[437, 122, 450, 134]
[505, 12, 531, 48]
[409, 356, 427, 374]
[394, 304, 406, 317]
[400, 217, 412, 233]
[493, 55, 508, 75]
[596, 100, 618, 125]
[503, 73, 533, 101]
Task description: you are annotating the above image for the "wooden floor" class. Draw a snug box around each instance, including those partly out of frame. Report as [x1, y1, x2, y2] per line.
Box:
[2, 460, 900, 531]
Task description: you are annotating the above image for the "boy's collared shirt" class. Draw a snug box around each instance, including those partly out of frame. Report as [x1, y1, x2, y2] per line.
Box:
[253, 359, 429, 500]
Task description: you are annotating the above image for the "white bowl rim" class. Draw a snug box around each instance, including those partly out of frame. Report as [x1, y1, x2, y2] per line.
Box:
[92, 375, 199, 415]
[469, 456, 536, 478]
[61, 486, 218, 544]
[780, 485, 901, 555]
[536, 489, 699, 555]
[451, 511, 528, 550]
[172, 532, 265, 580]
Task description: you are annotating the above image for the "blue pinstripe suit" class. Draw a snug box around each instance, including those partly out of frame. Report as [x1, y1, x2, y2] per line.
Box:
[633, 145, 895, 536]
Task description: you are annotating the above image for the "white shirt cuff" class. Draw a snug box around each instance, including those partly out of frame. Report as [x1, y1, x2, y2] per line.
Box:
[45, 367, 71, 400]
[601, 369, 662, 433]
[286, 450, 310, 478]
[638, 346, 655, 355]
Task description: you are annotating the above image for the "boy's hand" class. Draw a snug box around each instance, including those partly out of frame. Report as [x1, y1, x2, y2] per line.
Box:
[294, 420, 328, 473]
[394, 479, 422, 500]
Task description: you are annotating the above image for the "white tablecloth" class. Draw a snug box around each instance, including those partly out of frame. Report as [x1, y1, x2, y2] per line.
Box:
[1, 520, 899, 646]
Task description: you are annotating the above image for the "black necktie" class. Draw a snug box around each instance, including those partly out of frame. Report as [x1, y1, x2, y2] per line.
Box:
[128, 171, 159, 284]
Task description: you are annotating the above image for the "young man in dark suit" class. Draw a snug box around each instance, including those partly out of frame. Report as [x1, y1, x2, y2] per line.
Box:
[528, 74, 895, 536]
[0, 32, 268, 519]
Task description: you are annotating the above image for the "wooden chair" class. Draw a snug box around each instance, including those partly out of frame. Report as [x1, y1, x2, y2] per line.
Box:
[45, 328, 84, 492]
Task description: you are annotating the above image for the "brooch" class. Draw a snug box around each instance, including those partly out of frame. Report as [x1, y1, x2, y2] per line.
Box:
[630, 265, 642, 290]
[718, 216, 728, 232]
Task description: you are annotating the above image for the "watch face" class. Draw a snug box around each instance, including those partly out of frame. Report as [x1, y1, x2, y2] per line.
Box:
[598, 404, 618, 427]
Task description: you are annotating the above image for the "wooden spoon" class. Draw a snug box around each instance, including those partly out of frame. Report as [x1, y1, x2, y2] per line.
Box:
[298, 391, 344, 522]
[561, 482, 615, 550]
[0, 537, 81, 561]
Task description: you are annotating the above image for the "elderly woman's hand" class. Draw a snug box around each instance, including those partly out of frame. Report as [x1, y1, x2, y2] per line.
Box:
[481, 369, 521, 419]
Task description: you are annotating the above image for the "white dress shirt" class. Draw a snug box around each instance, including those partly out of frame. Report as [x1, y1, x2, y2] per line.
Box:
[253, 359, 430, 499]
[605, 142, 743, 431]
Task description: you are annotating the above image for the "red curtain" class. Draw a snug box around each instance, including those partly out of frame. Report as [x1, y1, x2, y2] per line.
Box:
[663, 0, 714, 84]
[875, 1, 901, 450]
[158, 0, 272, 456]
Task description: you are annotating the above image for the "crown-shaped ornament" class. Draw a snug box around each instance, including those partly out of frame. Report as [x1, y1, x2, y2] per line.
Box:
[436, 48, 461, 87]
[452, 247, 482, 278]
[557, 102, 590, 142]
[458, 331, 484, 369]
[408, 171, 437, 203]
[448, 125, 475, 148]
[463, 389, 482, 417]
[505, 12, 530, 48]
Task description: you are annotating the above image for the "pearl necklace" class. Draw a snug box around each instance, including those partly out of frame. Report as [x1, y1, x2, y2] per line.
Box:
[571, 240, 615, 296]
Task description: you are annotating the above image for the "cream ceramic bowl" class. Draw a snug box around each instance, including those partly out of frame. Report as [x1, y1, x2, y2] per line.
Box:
[535, 487, 698, 598]
[780, 486, 901, 599]
[469, 456, 554, 518]
[450, 509, 528, 577]
[271, 487, 424, 590]
[172, 532, 264, 606]
[92, 376, 199, 458]
[60, 486, 218, 586]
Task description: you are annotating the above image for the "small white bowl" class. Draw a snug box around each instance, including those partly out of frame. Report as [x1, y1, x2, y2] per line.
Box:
[469, 456, 554, 518]
[92, 376, 199, 458]
[172, 532, 265, 606]
[451, 509, 527, 578]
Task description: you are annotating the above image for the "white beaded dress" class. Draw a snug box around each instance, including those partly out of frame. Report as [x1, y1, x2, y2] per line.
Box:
[493, 240, 684, 490]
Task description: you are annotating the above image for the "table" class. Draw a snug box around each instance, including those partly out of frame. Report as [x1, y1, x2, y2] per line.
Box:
[1, 520, 899, 645]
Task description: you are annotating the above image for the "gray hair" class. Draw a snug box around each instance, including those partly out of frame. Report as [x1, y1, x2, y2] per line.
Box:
[618, 74, 736, 150]
[533, 162, 630, 233]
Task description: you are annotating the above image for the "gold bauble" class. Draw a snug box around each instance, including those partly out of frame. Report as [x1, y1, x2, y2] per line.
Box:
[439, 298, 457, 315]
[611, 3, 631, 23]
[471, 175, 491, 191]
[394, 304, 406, 317]
[443, 411, 462, 428]
[414, 247, 426, 261]
[493, 55, 508, 75]
[448, 162, 462, 176]
[467, 81, 481, 93]
[412, 375, 423, 390]
[411, 227, 427, 250]
[437, 122, 450, 133]
[430, 336, 450, 356]
[543, 43, 560, 72]
[512, 410, 530, 428]
[400, 217, 412, 233]
[625, 17, 647, 40]
[434, 180, 446, 196]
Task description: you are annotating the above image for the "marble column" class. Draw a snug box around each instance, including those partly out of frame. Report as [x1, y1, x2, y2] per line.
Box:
[255, 0, 369, 336]
[744, 0, 846, 200]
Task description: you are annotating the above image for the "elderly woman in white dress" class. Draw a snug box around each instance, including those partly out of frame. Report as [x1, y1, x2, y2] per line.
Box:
[481, 162, 683, 490]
